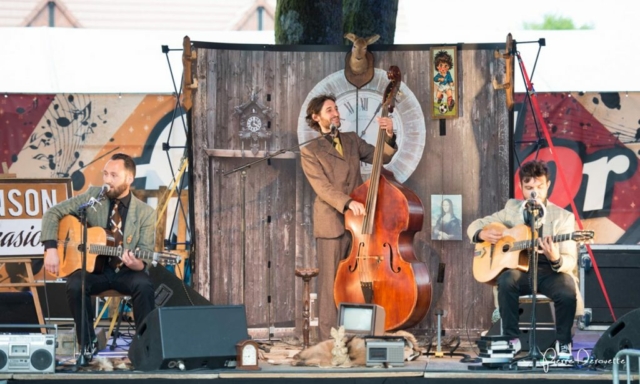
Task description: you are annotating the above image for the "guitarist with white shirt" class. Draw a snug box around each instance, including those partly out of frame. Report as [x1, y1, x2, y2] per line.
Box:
[42, 153, 156, 362]
[467, 159, 584, 360]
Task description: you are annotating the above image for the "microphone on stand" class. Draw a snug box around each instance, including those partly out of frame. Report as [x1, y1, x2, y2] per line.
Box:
[96, 184, 110, 202]
[328, 123, 337, 138]
[78, 184, 110, 211]
[523, 190, 545, 226]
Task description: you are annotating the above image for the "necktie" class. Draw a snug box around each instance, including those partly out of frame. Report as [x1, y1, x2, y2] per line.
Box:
[109, 200, 123, 269]
[110, 200, 123, 246]
[333, 136, 343, 157]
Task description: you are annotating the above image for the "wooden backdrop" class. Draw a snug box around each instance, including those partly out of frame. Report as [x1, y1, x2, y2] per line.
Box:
[189, 41, 512, 337]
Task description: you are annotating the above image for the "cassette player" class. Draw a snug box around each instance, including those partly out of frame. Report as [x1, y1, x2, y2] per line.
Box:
[0, 324, 57, 373]
[365, 336, 405, 367]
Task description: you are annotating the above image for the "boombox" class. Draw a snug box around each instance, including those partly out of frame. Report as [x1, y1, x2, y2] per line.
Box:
[0, 333, 56, 373]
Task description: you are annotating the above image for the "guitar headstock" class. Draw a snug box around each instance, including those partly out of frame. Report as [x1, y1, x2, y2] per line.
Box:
[572, 230, 595, 244]
[156, 252, 182, 266]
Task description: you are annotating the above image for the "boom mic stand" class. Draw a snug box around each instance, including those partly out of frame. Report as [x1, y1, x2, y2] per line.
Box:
[223, 129, 336, 342]
[509, 195, 545, 369]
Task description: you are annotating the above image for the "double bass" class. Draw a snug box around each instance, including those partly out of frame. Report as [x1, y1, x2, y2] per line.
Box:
[333, 66, 432, 331]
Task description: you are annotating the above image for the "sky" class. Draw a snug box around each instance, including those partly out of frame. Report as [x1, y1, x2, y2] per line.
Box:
[396, 0, 640, 92]
[400, 0, 629, 35]
[1, 0, 638, 93]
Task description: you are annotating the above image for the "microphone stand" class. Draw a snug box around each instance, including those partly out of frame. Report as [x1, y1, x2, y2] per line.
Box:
[510, 199, 544, 369]
[222, 129, 334, 341]
[75, 194, 104, 367]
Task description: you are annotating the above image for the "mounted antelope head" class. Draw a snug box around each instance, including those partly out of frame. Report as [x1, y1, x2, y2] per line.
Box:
[344, 33, 380, 76]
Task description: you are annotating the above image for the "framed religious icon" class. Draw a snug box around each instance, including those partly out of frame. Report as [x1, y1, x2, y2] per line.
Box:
[430, 46, 458, 119]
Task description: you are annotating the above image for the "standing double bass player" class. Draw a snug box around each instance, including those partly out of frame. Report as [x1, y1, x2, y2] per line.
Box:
[300, 93, 397, 342]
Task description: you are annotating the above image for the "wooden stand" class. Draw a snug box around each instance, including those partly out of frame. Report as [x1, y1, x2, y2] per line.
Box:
[295, 268, 319, 349]
[0, 258, 46, 333]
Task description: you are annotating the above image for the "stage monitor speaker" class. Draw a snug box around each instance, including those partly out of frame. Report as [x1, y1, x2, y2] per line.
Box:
[0, 333, 56, 373]
[592, 308, 640, 370]
[128, 305, 249, 371]
[149, 264, 211, 307]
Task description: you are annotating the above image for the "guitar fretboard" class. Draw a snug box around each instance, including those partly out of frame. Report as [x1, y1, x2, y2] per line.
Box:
[88, 244, 160, 262]
[512, 233, 575, 252]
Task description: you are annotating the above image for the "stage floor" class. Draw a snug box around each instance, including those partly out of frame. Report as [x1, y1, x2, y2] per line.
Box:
[1, 328, 635, 384]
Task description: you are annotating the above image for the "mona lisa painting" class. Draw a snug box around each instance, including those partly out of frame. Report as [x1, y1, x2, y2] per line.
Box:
[431, 194, 462, 241]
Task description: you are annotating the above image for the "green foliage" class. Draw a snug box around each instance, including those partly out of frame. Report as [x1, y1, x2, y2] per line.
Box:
[275, 0, 398, 45]
[343, 0, 398, 44]
[523, 13, 594, 30]
[275, 0, 343, 44]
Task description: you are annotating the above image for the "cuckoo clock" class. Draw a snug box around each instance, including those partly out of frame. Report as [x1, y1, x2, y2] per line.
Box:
[235, 87, 273, 155]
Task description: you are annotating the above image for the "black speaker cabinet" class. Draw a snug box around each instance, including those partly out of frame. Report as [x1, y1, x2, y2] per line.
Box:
[128, 305, 249, 371]
[149, 265, 211, 307]
[487, 301, 556, 352]
[582, 245, 640, 324]
[592, 308, 640, 370]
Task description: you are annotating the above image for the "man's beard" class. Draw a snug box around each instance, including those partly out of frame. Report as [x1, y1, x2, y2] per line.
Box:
[106, 184, 127, 199]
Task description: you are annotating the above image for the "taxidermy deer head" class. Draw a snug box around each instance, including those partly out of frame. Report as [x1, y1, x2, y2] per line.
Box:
[344, 33, 380, 75]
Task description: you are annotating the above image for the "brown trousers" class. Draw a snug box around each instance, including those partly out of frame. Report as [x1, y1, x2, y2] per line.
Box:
[316, 233, 352, 342]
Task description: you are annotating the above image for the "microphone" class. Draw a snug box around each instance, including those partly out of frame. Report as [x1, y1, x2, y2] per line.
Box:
[328, 123, 337, 138]
[523, 190, 545, 226]
[96, 184, 110, 202]
[78, 184, 109, 211]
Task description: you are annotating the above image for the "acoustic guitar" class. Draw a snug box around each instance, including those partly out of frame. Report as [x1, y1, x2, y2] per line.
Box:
[472, 222, 594, 284]
[52, 215, 180, 278]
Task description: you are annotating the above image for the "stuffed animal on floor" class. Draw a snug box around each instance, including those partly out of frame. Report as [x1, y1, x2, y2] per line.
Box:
[291, 326, 420, 368]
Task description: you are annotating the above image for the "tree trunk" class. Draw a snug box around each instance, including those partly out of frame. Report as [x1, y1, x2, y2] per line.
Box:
[275, 0, 343, 44]
[343, 0, 398, 44]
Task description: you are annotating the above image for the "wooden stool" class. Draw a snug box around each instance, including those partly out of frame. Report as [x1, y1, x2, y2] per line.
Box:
[295, 268, 319, 349]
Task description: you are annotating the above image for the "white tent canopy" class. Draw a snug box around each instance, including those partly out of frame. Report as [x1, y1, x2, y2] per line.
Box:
[1, 27, 638, 94]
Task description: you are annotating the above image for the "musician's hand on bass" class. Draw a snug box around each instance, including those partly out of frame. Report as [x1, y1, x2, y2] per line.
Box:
[348, 200, 366, 216]
[479, 227, 503, 244]
[121, 249, 145, 271]
[44, 248, 60, 276]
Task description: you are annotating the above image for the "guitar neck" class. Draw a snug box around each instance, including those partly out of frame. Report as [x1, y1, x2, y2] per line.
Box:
[513, 233, 574, 251]
[89, 244, 158, 261]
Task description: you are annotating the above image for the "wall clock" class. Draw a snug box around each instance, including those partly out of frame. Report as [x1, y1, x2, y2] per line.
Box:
[235, 88, 273, 155]
[297, 68, 426, 183]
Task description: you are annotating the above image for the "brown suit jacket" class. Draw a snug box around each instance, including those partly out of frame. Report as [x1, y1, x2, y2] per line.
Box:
[301, 131, 396, 238]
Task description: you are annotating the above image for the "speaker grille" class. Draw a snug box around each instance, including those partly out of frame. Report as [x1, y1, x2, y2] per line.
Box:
[31, 349, 53, 371]
[0, 349, 7, 370]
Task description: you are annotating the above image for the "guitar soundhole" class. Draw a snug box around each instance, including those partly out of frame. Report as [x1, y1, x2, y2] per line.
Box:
[502, 245, 510, 253]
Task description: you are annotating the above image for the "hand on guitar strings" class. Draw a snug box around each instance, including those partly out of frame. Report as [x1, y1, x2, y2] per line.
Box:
[121, 249, 145, 271]
[478, 226, 503, 244]
[536, 236, 560, 263]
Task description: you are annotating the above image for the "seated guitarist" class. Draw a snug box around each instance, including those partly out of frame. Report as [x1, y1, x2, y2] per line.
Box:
[41, 153, 156, 361]
[467, 160, 583, 360]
